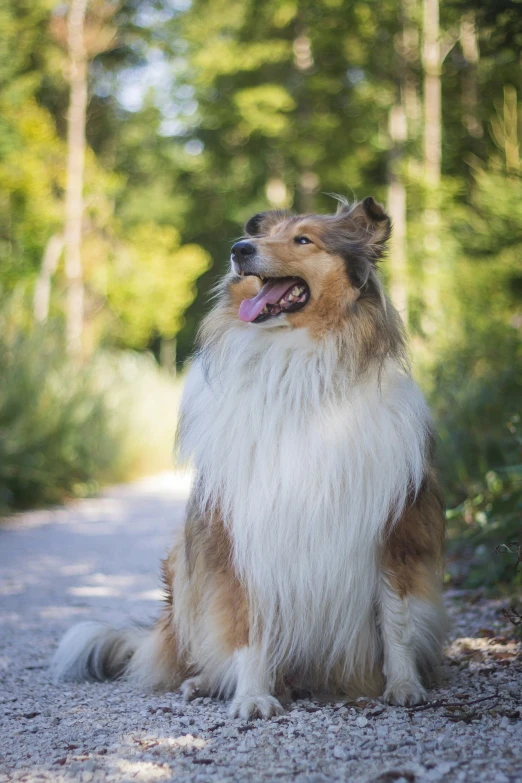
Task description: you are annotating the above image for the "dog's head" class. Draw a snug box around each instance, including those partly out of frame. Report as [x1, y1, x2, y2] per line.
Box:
[228, 197, 391, 336]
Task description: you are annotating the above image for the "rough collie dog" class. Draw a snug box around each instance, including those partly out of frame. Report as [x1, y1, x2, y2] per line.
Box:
[53, 197, 448, 719]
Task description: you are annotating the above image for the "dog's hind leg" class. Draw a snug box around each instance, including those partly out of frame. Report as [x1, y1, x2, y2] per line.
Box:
[177, 506, 253, 702]
[379, 476, 448, 706]
[379, 575, 429, 706]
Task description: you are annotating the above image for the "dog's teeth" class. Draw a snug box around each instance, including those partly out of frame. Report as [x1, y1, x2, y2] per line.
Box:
[292, 287, 300, 296]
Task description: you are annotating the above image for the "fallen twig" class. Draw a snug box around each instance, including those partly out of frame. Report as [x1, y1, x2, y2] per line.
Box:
[495, 541, 522, 570]
[503, 607, 522, 627]
[407, 690, 499, 713]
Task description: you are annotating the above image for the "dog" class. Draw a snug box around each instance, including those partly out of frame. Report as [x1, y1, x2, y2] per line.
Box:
[52, 197, 448, 719]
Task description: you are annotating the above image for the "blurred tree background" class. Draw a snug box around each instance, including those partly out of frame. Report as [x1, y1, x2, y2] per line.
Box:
[0, 0, 521, 587]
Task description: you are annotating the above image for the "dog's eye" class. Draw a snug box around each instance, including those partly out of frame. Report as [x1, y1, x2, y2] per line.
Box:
[294, 235, 312, 245]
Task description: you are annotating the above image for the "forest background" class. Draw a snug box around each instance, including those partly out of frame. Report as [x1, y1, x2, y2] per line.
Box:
[1, 0, 521, 590]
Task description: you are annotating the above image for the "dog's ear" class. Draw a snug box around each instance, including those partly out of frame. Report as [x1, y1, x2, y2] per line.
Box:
[335, 197, 391, 262]
[245, 210, 289, 237]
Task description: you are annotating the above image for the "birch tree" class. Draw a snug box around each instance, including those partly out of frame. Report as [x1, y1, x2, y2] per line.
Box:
[387, 0, 419, 321]
[421, 0, 458, 331]
[460, 11, 482, 140]
[33, 235, 64, 324]
[421, 0, 441, 330]
[64, 0, 88, 355]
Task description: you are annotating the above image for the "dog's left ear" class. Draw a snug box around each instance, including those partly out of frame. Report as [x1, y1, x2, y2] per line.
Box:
[336, 197, 391, 262]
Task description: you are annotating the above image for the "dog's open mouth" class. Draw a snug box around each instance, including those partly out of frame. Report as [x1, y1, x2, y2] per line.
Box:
[238, 277, 310, 323]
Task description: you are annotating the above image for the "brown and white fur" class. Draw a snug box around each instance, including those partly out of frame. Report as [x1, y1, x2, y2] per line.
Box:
[52, 197, 448, 718]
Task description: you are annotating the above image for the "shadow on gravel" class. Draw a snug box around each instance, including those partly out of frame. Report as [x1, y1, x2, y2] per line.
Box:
[0, 473, 191, 634]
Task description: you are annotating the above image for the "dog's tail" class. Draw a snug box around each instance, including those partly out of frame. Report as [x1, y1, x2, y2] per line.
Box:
[51, 620, 179, 688]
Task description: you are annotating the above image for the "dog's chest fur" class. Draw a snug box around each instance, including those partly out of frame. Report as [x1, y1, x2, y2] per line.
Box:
[179, 326, 431, 678]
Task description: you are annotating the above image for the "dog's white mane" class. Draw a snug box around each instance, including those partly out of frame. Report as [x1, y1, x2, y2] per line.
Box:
[178, 322, 431, 683]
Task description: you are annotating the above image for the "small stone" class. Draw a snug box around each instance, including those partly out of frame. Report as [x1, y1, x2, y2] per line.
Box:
[237, 734, 257, 752]
[333, 745, 348, 760]
[355, 716, 368, 728]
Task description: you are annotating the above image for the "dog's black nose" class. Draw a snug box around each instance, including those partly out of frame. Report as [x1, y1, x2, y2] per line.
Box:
[231, 240, 256, 259]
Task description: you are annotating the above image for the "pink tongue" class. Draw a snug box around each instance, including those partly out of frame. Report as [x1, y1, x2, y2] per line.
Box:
[238, 278, 300, 323]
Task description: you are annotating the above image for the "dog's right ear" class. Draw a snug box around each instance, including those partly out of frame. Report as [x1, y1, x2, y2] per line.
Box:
[335, 197, 391, 262]
[245, 210, 289, 237]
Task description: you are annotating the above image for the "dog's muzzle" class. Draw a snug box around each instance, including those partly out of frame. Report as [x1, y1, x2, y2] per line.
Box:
[231, 240, 257, 275]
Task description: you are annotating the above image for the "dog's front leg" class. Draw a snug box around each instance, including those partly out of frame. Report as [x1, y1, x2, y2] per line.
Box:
[379, 575, 427, 706]
[228, 646, 284, 719]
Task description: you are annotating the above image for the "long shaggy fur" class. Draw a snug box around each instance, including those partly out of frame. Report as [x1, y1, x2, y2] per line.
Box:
[51, 622, 148, 683]
[52, 198, 448, 715]
[179, 332, 430, 688]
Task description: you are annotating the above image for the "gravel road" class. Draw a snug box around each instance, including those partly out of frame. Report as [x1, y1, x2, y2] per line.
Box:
[1, 473, 521, 783]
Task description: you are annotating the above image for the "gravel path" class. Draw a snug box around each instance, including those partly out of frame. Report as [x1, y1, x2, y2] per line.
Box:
[1, 473, 521, 783]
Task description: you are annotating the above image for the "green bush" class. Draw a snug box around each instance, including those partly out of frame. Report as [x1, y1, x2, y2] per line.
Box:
[0, 306, 181, 515]
[419, 328, 522, 591]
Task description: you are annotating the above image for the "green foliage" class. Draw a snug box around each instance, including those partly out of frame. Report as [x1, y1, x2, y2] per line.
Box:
[104, 224, 210, 349]
[0, 299, 180, 515]
[0, 0, 521, 596]
[0, 308, 116, 512]
[445, 460, 522, 590]
[0, 96, 64, 283]
[414, 155, 522, 591]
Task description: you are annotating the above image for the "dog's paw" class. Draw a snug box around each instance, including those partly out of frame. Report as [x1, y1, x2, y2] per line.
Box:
[228, 694, 284, 720]
[180, 676, 207, 702]
[383, 680, 427, 707]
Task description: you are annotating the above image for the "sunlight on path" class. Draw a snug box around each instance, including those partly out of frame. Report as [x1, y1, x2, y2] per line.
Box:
[0, 471, 193, 635]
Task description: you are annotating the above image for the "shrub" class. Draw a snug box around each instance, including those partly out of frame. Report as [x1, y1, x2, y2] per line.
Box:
[0, 307, 180, 515]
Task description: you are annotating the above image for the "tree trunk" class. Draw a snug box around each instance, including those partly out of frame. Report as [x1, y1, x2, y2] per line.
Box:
[460, 12, 482, 139]
[293, 23, 317, 213]
[401, 0, 421, 132]
[64, 0, 88, 355]
[387, 0, 419, 322]
[388, 105, 408, 319]
[33, 234, 64, 323]
[421, 0, 441, 331]
[160, 337, 177, 377]
[423, 0, 441, 188]
[491, 85, 520, 173]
